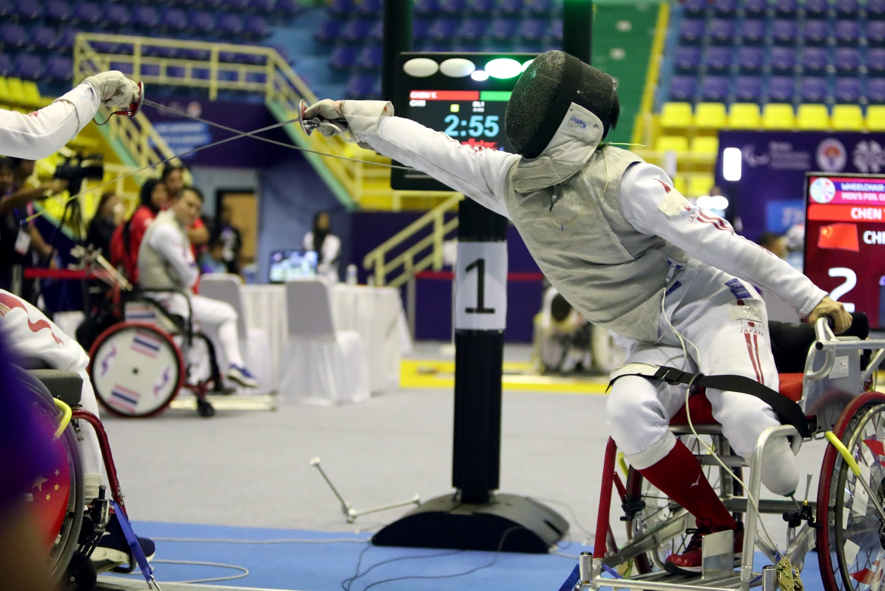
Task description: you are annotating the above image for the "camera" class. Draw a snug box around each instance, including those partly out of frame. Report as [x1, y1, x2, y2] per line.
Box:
[54, 153, 104, 189]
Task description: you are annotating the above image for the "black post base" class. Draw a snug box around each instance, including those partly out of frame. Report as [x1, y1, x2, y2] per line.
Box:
[371, 493, 569, 554]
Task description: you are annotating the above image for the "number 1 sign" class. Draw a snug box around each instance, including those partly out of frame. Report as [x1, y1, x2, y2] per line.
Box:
[454, 242, 508, 330]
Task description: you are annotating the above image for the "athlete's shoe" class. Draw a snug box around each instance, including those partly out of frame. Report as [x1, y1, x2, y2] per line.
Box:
[91, 513, 156, 572]
[664, 521, 743, 575]
[227, 365, 259, 388]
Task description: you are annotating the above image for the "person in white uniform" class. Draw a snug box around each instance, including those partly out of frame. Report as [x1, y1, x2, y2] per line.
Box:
[302, 211, 341, 282]
[0, 71, 140, 160]
[303, 50, 851, 573]
[138, 186, 258, 388]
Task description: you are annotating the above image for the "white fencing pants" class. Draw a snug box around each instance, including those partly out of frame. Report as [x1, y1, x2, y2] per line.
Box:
[156, 293, 245, 367]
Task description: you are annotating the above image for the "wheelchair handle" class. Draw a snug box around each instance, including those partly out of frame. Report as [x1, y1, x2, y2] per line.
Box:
[53, 398, 72, 440]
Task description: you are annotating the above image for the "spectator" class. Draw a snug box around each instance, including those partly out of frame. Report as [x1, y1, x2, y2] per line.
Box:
[200, 237, 228, 274]
[110, 179, 168, 284]
[215, 202, 242, 274]
[86, 191, 123, 257]
[533, 288, 592, 374]
[302, 211, 341, 282]
[139, 186, 258, 388]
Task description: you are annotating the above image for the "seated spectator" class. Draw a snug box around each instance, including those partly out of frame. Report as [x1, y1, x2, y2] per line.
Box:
[533, 288, 592, 374]
[110, 179, 168, 284]
[200, 237, 228, 274]
[138, 187, 258, 388]
[87, 191, 124, 257]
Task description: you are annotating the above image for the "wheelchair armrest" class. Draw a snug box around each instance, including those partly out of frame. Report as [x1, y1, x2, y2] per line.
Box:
[28, 369, 83, 407]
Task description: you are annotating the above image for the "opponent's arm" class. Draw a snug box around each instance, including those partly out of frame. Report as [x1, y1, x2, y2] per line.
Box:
[304, 100, 519, 218]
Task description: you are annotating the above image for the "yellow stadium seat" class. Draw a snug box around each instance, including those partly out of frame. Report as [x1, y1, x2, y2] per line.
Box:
[673, 176, 687, 195]
[660, 102, 694, 130]
[728, 103, 761, 129]
[687, 174, 715, 198]
[868, 106, 885, 131]
[694, 103, 728, 131]
[655, 135, 690, 153]
[691, 136, 719, 156]
[831, 105, 864, 131]
[21, 81, 42, 108]
[762, 104, 796, 130]
[796, 104, 830, 130]
[0, 77, 9, 101]
[6, 77, 26, 106]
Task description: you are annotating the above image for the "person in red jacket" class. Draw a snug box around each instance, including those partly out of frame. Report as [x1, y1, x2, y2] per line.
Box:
[110, 179, 168, 285]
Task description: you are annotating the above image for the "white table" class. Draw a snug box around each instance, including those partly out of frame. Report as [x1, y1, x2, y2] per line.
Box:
[241, 284, 410, 392]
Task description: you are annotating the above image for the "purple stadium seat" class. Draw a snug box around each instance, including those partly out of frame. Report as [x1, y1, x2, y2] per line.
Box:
[771, 19, 798, 44]
[669, 75, 697, 101]
[192, 67, 211, 80]
[490, 18, 519, 40]
[190, 11, 215, 34]
[734, 75, 763, 101]
[675, 46, 702, 72]
[682, 0, 708, 15]
[460, 17, 488, 39]
[679, 19, 705, 43]
[466, 0, 496, 14]
[328, 0, 354, 15]
[358, 0, 383, 14]
[767, 76, 795, 101]
[803, 19, 829, 45]
[440, 0, 466, 11]
[105, 4, 129, 27]
[331, 45, 358, 69]
[133, 6, 160, 29]
[834, 47, 861, 72]
[519, 18, 548, 39]
[834, 20, 860, 45]
[868, 0, 885, 19]
[161, 8, 187, 32]
[46, 56, 73, 80]
[712, 0, 738, 14]
[803, 0, 830, 16]
[705, 46, 733, 70]
[178, 46, 210, 60]
[57, 27, 77, 50]
[368, 19, 384, 41]
[700, 75, 729, 101]
[250, 0, 275, 12]
[550, 19, 563, 40]
[743, 0, 768, 14]
[74, 1, 101, 24]
[499, 0, 525, 14]
[868, 48, 885, 75]
[737, 46, 764, 70]
[358, 44, 383, 68]
[14, 0, 43, 20]
[91, 40, 122, 54]
[0, 0, 11, 18]
[109, 60, 134, 75]
[414, 0, 441, 14]
[245, 72, 267, 84]
[834, 77, 862, 102]
[413, 18, 430, 39]
[315, 19, 342, 42]
[14, 54, 43, 80]
[428, 18, 458, 39]
[0, 53, 11, 76]
[773, 0, 797, 15]
[800, 77, 828, 102]
[0, 24, 27, 49]
[275, 0, 303, 15]
[801, 46, 829, 73]
[867, 78, 885, 103]
[227, 0, 250, 10]
[707, 18, 735, 44]
[32, 26, 58, 51]
[740, 19, 766, 43]
[834, 0, 858, 16]
[868, 21, 885, 46]
[770, 46, 796, 71]
[526, 0, 553, 14]
[341, 19, 371, 41]
[46, 0, 72, 21]
[346, 74, 379, 99]
[245, 16, 270, 38]
[218, 14, 244, 37]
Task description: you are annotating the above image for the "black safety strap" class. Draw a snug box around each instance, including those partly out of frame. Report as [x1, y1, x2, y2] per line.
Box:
[611, 365, 812, 438]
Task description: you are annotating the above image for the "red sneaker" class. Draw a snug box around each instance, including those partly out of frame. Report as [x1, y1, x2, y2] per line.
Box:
[664, 522, 744, 576]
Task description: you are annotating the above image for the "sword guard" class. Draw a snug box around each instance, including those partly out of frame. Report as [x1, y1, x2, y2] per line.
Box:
[112, 81, 144, 119]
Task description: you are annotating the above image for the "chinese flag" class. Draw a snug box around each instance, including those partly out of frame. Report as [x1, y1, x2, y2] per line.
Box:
[818, 223, 860, 252]
[28, 420, 72, 551]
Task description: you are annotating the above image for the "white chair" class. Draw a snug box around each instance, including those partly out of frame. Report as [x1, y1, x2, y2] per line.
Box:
[199, 273, 275, 394]
[281, 277, 370, 405]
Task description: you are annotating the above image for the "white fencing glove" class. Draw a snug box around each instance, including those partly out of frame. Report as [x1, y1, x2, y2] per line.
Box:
[301, 99, 351, 138]
[84, 71, 141, 109]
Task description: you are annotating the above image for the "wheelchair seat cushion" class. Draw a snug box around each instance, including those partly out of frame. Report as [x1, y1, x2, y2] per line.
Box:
[669, 373, 804, 426]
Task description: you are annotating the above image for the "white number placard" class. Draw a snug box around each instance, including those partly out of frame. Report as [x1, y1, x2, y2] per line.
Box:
[454, 242, 507, 330]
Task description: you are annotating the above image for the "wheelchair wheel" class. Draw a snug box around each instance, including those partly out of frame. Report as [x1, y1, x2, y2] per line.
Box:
[818, 391, 885, 591]
[13, 367, 86, 582]
[88, 322, 184, 418]
[625, 437, 742, 574]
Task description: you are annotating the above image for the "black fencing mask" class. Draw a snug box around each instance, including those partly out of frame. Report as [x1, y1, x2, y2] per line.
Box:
[505, 50, 620, 159]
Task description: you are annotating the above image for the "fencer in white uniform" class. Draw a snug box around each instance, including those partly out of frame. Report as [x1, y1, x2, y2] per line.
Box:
[138, 187, 258, 388]
[0, 71, 140, 159]
[0, 289, 105, 499]
[303, 50, 851, 572]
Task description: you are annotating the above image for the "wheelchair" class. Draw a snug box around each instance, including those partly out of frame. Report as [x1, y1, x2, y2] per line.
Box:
[87, 289, 224, 418]
[16, 365, 154, 590]
[574, 315, 885, 591]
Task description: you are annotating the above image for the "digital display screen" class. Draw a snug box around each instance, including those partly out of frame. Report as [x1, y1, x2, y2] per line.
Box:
[804, 173, 885, 328]
[268, 250, 318, 283]
[407, 90, 513, 152]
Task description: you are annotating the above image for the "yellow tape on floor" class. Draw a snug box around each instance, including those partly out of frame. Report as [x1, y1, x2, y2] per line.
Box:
[400, 360, 610, 394]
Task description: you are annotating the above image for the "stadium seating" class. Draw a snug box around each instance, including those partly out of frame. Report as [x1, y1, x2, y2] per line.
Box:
[831, 105, 864, 130]
[694, 102, 727, 132]
[796, 104, 830, 129]
[868, 106, 885, 130]
[660, 102, 694, 131]
[655, 136, 690, 154]
[690, 136, 719, 156]
[762, 104, 796, 129]
[728, 103, 761, 129]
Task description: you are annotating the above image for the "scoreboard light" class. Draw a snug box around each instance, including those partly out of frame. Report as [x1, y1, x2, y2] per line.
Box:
[485, 58, 523, 79]
[471, 70, 490, 81]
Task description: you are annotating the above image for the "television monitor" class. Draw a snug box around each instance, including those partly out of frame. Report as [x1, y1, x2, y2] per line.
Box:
[804, 172, 885, 328]
[268, 250, 319, 283]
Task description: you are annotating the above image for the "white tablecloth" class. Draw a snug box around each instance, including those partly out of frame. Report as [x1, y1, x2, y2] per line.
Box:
[241, 284, 410, 392]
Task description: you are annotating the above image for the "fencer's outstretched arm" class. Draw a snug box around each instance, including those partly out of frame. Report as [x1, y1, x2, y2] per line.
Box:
[312, 100, 519, 218]
[0, 72, 140, 160]
[620, 162, 828, 318]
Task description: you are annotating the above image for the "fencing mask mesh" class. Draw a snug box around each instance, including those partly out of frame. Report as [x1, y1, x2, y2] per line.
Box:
[505, 50, 620, 159]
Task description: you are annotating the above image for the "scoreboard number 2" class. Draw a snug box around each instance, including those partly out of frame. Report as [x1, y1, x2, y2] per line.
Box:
[828, 267, 857, 313]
